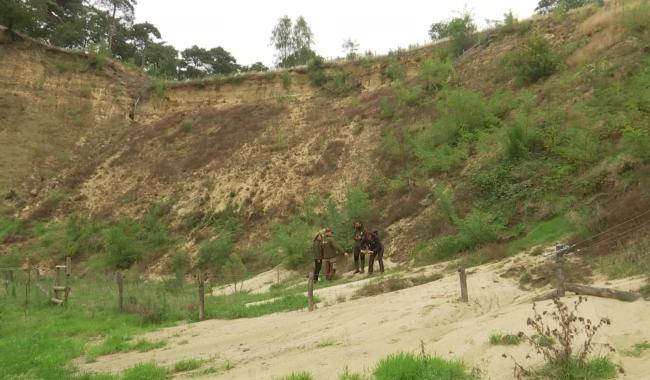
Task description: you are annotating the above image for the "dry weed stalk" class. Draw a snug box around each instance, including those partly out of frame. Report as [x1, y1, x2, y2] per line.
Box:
[510, 296, 615, 378]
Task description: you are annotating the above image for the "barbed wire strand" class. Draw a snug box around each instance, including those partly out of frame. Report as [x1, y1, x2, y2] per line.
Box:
[570, 207, 650, 249]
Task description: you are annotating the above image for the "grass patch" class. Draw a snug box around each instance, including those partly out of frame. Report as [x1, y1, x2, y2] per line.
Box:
[0, 217, 21, 243]
[489, 333, 523, 346]
[122, 362, 168, 380]
[85, 335, 166, 362]
[595, 235, 650, 278]
[0, 271, 315, 380]
[315, 338, 338, 348]
[173, 358, 205, 372]
[278, 372, 314, 380]
[532, 334, 556, 348]
[532, 357, 618, 380]
[206, 294, 310, 319]
[374, 352, 475, 380]
[623, 341, 650, 357]
[508, 216, 575, 255]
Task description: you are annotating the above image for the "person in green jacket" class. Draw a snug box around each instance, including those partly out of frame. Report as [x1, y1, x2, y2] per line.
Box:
[322, 228, 347, 280]
[312, 232, 324, 282]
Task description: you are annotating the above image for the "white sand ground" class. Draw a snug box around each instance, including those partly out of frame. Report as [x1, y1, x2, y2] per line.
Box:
[81, 256, 650, 379]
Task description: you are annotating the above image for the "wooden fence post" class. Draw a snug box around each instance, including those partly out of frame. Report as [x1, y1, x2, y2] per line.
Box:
[458, 267, 468, 302]
[308, 272, 315, 312]
[555, 254, 566, 297]
[116, 272, 124, 311]
[2, 270, 7, 296]
[9, 270, 15, 298]
[25, 263, 31, 311]
[64, 257, 71, 304]
[197, 271, 205, 321]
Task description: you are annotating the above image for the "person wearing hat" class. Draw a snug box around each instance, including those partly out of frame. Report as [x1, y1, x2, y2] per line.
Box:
[322, 228, 347, 280]
[312, 232, 324, 282]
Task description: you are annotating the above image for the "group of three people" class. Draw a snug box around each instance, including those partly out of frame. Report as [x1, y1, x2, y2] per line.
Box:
[312, 221, 384, 282]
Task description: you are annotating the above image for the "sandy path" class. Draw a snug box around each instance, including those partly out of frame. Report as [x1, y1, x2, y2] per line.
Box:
[81, 260, 650, 379]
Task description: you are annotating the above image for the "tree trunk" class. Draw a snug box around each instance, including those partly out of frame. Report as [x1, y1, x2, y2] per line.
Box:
[108, 4, 117, 53]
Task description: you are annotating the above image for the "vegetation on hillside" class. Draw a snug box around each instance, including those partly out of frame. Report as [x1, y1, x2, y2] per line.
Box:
[2, 2, 650, 281]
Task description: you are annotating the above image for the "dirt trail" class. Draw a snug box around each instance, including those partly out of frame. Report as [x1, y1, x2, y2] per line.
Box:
[82, 259, 650, 379]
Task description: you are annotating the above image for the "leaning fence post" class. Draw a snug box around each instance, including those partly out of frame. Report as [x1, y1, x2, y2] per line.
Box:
[116, 272, 124, 311]
[458, 267, 468, 302]
[308, 272, 315, 312]
[197, 271, 205, 321]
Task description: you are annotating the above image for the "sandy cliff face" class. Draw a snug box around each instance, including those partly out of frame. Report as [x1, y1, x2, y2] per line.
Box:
[0, 28, 146, 204]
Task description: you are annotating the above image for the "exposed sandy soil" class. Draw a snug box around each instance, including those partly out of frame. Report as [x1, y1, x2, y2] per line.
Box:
[81, 256, 650, 379]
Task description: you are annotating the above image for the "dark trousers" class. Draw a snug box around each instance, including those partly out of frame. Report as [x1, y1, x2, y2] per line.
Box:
[368, 252, 384, 274]
[313, 260, 322, 282]
[324, 260, 336, 280]
[353, 246, 365, 272]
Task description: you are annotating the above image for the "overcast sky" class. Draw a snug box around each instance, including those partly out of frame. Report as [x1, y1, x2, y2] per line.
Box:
[135, 0, 540, 67]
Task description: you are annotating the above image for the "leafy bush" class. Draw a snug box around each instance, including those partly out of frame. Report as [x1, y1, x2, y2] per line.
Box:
[621, 1, 650, 35]
[429, 13, 477, 57]
[324, 187, 371, 245]
[414, 140, 468, 174]
[307, 56, 328, 87]
[622, 126, 650, 163]
[396, 83, 424, 107]
[379, 97, 396, 119]
[434, 185, 459, 224]
[384, 57, 405, 82]
[325, 70, 358, 94]
[500, 10, 525, 35]
[420, 57, 453, 93]
[505, 121, 529, 162]
[222, 252, 248, 293]
[197, 233, 235, 269]
[509, 36, 559, 84]
[104, 220, 146, 269]
[268, 217, 313, 269]
[151, 79, 167, 99]
[433, 209, 506, 259]
[442, 89, 498, 138]
[374, 352, 475, 380]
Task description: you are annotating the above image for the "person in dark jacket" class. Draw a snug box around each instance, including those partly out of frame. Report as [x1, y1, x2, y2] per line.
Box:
[322, 228, 347, 280]
[312, 232, 324, 282]
[352, 220, 366, 274]
[363, 230, 384, 275]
